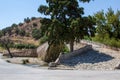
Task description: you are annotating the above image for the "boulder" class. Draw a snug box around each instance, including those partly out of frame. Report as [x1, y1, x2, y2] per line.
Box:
[48, 62, 57, 67]
[115, 64, 120, 69]
[37, 42, 64, 63]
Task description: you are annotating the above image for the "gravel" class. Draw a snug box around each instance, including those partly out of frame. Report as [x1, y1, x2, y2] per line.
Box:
[60, 46, 120, 70]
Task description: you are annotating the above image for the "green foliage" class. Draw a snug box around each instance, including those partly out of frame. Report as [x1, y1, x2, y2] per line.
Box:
[31, 17, 37, 20]
[39, 36, 48, 44]
[94, 8, 120, 40]
[19, 30, 26, 36]
[22, 59, 29, 64]
[93, 8, 120, 48]
[32, 23, 38, 27]
[13, 44, 37, 49]
[0, 30, 3, 37]
[93, 36, 120, 48]
[24, 17, 30, 23]
[38, 0, 94, 62]
[84, 36, 92, 41]
[11, 23, 18, 28]
[44, 42, 65, 62]
[62, 45, 70, 53]
[2, 27, 12, 36]
[18, 23, 23, 26]
[25, 32, 30, 37]
[38, 0, 95, 50]
[15, 28, 20, 35]
[32, 29, 41, 40]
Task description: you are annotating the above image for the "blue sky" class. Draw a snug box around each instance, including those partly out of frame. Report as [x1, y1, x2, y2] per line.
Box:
[0, 0, 120, 30]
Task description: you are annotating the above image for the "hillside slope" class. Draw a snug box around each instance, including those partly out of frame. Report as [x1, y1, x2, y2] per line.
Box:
[0, 17, 42, 45]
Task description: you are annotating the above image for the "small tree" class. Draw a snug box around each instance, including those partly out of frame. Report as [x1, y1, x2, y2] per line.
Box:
[0, 37, 13, 58]
[11, 23, 18, 28]
[94, 8, 120, 40]
[0, 30, 3, 37]
[24, 17, 30, 23]
[19, 30, 26, 36]
[32, 29, 41, 40]
[18, 23, 23, 26]
[31, 17, 37, 20]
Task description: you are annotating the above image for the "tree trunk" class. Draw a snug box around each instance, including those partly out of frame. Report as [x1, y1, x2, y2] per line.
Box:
[70, 40, 74, 52]
[5, 45, 13, 58]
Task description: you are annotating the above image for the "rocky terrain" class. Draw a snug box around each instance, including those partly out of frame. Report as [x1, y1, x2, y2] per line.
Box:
[1, 40, 120, 70]
[57, 41, 120, 70]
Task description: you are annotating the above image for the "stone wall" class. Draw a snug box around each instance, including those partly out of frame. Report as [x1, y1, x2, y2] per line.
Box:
[59, 45, 92, 63]
[3, 49, 37, 57]
[81, 40, 120, 51]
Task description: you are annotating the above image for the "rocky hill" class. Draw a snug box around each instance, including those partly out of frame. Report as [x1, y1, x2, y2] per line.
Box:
[0, 17, 42, 45]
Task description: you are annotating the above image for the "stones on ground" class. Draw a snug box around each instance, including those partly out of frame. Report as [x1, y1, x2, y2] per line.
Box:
[58, 46, 120, 70]
[115, 64, 120, 69]
[49, 62, 57, 67]
[22, 59, 29, 64]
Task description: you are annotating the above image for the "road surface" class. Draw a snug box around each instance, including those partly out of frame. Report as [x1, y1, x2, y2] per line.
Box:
[0, 54, 120, 80]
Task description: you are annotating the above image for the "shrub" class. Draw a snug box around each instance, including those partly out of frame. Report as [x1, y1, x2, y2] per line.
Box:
[39, 36, 48, 44]
[62, 45, 70, 53]
[24, 17, 30, 23]
[22, 59, 29, 64]
[32, 29, 41, 40]
[13, 44, 37, 49]
[33, 23, 38, 27]
[0, 30, 3, 37]
[92, 36, 120, 48]
[31, 17, 36, 20]
[18, 23, 23, 26]
[19, 30, 26, 36]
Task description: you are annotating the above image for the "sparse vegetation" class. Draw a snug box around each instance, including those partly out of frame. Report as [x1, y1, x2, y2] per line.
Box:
[13, 44, 37, 49]
[19, 30, 26, 36]
[22, 59, 29, 64]
[0, 37, 13, 58]
[18, 23, 23, 26]
[24, 17, 30, 23]
[32, 29, 41, 40]
[31, 17, 37, 20]
[39, 35, 48, 45]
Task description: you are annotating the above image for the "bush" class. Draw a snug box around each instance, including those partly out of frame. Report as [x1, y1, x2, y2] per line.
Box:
[33, 23, 38, 27]
[18, 23, 23, 26]
[31, 17, 36, 20]
[24, 17, 30, 23]
[0, 30, 3, 37]
[32, 29, 41, 40]
[92, 35, 120, 48]
[13, 44, 37, 49]
[39, 36, 48, 44]
[62, 45, 70, 53]
[19, 30, 26, 36]
[84, 36, 92, 41]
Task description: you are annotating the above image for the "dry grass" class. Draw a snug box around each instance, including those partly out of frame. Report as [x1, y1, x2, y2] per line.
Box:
[11, 37, 39, 46]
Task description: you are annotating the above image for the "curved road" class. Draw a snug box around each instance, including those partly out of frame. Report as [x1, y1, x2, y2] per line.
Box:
[0, 54, 120, 80]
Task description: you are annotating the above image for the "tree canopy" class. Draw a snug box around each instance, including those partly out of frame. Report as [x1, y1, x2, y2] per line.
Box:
[93, 8, 120, 48]
[38, 0, 95, 62]
[38, 0, 95, 51]
[94, 8, 120, 40]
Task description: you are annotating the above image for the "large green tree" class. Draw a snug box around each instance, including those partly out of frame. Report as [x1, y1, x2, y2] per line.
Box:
[38, 0, 95, 62]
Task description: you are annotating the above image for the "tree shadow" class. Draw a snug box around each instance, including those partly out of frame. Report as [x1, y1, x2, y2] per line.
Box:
[61, 49, 114, 66]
